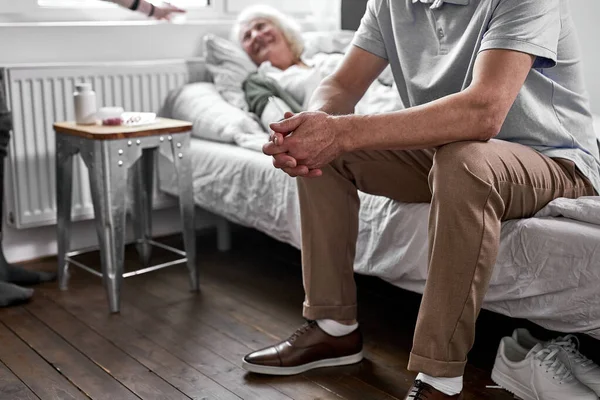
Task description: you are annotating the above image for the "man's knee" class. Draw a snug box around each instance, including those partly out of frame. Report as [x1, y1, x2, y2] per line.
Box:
[429, 141, 496, 196]
[314, 153, 355, 182]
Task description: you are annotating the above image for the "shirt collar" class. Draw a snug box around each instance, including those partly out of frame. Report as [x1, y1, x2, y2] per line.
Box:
[412, 0, 469, 9]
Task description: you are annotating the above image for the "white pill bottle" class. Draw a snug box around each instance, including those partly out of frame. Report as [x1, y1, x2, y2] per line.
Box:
[73, 83, 97, 125]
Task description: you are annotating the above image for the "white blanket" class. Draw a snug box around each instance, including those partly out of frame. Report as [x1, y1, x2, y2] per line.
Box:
[258, 53, 403, 117]
[535, 196, 600, 225]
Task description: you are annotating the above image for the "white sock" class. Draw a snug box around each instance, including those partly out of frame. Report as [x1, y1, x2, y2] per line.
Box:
[316, 319, 358, 337]
[416, 373, 463, 396]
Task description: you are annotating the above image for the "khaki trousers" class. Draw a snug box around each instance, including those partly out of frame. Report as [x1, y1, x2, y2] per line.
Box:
[297, 139, 596, 377]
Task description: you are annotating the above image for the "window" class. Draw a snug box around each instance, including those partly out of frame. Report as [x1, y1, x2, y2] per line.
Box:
[226, 0, 308, 14]
[0, 0, 36, 14]
[38, 0, 210, 9]
[0, 0, 315, 23]
[0, 0, 214, 22]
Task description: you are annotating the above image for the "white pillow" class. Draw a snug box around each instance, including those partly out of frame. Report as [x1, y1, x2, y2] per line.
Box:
[204, 34, 257, 111]
[301, 30, 356, 59]
[163, 82, 265, 143]
[303, 30, 395, 87]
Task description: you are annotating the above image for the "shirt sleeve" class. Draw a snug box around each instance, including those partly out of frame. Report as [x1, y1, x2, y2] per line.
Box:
[351, 0, 388, 60]
[480, 0, 561, 69]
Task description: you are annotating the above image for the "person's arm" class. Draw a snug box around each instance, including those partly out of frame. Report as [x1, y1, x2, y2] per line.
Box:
[104, 0, 185, 20]
[266, 47, 533, 176]
[307, 46, 388, 116]
[265, 46, 388, 177]
[266, 0, 387, 145]
[339, 48, 534, 151]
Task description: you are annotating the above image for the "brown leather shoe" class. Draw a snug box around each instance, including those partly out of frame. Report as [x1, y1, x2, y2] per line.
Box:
[242, 321, 363, 375]
[404, 380, 464, 399]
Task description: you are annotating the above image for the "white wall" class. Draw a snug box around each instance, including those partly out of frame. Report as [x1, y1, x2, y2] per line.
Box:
[569, 2, 600, 115]
[0, 22, 230, 65]
[0, 0, 331, 64]
[2, 207, 219, 263]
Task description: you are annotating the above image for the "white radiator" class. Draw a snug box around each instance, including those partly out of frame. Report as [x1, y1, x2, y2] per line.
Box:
[3, 59, 205, 229]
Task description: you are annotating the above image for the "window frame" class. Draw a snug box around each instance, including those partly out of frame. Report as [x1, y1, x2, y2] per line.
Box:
[0, 0, 322, 24]
[0, 0, 336, 35]
[1, 0, 230, 24]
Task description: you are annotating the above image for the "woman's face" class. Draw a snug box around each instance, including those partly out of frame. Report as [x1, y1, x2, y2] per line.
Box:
[241, 18, 297, 70]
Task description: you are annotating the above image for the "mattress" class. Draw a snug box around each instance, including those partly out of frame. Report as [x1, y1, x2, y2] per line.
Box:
[159, 139, 600, 339]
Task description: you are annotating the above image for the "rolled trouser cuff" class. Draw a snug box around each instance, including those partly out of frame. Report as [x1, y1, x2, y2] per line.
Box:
[302, 303, 357, 321]
[408, 351, 467, 378]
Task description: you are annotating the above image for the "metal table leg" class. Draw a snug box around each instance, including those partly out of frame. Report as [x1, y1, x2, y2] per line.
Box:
[82, 140, 130, 313]
[132, 148, 155, 267]
[164, 133, 198, 291]
[55, 134, 77, 291]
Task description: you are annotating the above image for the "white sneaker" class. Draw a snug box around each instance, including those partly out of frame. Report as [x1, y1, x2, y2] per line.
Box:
[492, 337, 597, 400]
[513, 328, 600, 396]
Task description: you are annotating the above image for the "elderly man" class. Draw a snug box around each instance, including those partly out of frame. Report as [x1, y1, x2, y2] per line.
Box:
[243, 0, 600, 398]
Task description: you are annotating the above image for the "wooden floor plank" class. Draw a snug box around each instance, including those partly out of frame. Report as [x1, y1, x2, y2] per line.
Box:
[0, 307, 139, 400]
[128, 270, 397, 400]
[37, 284, 242, 400]
[159, 247, 508, 400]
[45, 277, 295, 400]
[121, 280, 348, 400]
[25, 300, 192, 400]
[0, 360, 39, 400]
[158, 301, 381, 400]
[216, 235, 518, 400]
[185, 288, 407, 400]
[116, 301, 295, 400]
[0, 322, 86, 400]
[155, 261, 414, 399]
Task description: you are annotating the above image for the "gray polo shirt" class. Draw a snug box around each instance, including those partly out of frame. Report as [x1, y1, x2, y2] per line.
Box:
[353, 0, 600, 193]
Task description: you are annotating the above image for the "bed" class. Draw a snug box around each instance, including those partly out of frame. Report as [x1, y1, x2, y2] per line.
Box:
[157, 30, 600, 339]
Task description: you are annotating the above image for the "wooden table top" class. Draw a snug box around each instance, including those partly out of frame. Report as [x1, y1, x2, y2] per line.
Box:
[53, 118, 192, 140]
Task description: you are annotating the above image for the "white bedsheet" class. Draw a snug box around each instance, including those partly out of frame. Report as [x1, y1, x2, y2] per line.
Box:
[159, 139, 600, 339]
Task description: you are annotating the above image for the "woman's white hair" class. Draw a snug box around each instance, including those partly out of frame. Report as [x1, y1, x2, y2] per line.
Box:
[231, 5, 304, 59]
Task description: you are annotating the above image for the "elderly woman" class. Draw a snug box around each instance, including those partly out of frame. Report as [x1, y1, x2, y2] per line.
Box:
[234, 5, 307, 70]
[233, 6, 324, 125]
[232, 5, 400, 131]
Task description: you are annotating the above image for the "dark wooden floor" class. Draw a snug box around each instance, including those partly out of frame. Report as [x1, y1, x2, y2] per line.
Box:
[0, 228, 598, 400]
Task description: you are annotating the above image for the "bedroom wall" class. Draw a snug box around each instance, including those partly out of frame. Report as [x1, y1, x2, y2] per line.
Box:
[0, 0, 330, 65]
[569, 3, 600, 115]
[2, 208, 220, 263]
[0, 23, 229, 65]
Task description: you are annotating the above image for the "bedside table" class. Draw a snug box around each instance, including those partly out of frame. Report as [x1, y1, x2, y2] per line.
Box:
[54, 118, 197, 313]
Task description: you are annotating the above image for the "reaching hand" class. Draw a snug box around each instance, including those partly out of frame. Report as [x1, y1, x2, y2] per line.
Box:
[152, 2, 185, 20]
[262, 111, 344, 178]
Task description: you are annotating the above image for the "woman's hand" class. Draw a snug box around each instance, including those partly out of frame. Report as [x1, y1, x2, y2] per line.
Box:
[152, 2, 185, 20]
[263, 111, 346, 178]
